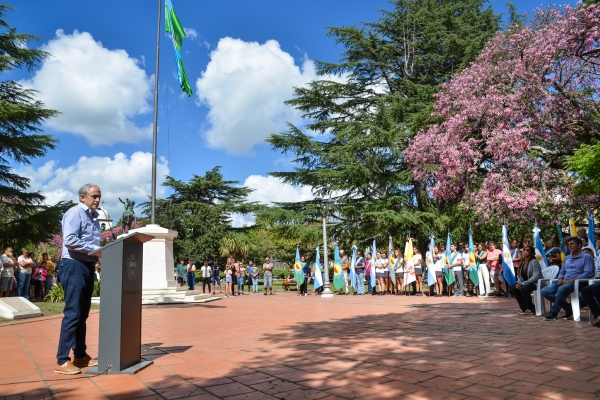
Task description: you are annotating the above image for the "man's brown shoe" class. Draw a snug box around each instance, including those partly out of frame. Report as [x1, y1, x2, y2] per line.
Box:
[73, 355, 98, 367]
[54, 360, 81, 375]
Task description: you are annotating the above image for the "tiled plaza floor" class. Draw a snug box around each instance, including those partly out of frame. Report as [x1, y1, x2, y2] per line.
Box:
[1, 291, 600, 399]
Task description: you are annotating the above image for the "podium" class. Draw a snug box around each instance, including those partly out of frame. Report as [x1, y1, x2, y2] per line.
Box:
[86, 232, 155, 375]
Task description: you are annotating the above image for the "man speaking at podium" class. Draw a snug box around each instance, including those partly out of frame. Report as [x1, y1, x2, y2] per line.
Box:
[55, 184, 102, 375]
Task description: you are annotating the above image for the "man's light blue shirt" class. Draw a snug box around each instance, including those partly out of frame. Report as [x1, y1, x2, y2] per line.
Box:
[559, 252, 595, 281]
[61, 203, 101, 263]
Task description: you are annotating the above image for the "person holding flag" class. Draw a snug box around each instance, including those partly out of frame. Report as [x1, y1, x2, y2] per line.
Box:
[467, 229, 479, 296]
[448, 243, 464, 297]
[375, 252, 389, 295]
[370, 240, 378, 294]
[443, 234, 455, 293]
[332, 246, 345, 294]
[404, 238, 417, 295]
[413, 247, 424, 296]
[365, 252, 375, 295]
[393, 249, 404, 295]
[349, 246, 358, 294]
[293, 247, 304, 295]
[475, 243, 491, 297]
[354, 249, 365, 295]
[487, 241, 503, 296]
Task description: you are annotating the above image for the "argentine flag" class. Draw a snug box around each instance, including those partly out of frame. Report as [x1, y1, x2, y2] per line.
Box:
[388, 236, 396, 286]
[588, 211, 597, 257]
[370, 239, 377, 288]
[533, 226, 549, 269]
[314, 246, 323, 290]
[350, 245, 357, 290]
[427, 235, 436, 289]
[501, 226, 516, 286]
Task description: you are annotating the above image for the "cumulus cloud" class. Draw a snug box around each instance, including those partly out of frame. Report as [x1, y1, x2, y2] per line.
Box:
[195, 38, 321, 155]
[231, 175, 313, 227]
[20, 30, 153, 145]
[16, 152, 169, 223]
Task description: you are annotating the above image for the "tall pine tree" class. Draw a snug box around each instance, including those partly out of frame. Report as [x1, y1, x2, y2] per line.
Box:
[267, 0, 500, 247]
[0, 5, 71, 248]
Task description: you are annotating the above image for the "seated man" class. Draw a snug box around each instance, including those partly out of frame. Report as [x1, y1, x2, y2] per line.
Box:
[282, 271, 295, 291]
[542, 237, 595, 320]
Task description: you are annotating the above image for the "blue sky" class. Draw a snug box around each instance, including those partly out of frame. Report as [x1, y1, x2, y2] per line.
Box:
[7, 0, 574, 225]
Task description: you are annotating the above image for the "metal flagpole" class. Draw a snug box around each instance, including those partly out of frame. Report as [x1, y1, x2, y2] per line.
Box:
[151, 0, 161, 225]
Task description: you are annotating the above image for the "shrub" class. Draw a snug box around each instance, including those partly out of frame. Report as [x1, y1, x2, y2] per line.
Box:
[45, 283, 64, 302]
[93, 281, 101, 297]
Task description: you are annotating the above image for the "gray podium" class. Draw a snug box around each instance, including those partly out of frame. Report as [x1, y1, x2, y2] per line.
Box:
[86, 232, 154, 375]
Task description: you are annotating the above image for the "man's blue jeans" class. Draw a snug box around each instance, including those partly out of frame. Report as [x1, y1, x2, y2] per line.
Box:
[542, 282, 576, 314]
[17, 272, 32, 300]
[252, 278, 258, 292]
[366, 274, 373, 294]
[57, 258, 94, 364]
[356, 272, 365, 294]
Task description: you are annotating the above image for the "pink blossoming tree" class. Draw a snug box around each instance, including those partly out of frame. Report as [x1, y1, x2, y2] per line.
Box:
[406, 4, 600, 221]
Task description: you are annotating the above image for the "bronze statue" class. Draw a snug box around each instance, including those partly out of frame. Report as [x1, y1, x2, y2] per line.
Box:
[119, 198, 136, 234]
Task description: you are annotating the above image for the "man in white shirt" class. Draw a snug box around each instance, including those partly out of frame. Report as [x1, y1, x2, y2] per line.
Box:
[200, 260, 211, 294]
[448, 243, 464, 297]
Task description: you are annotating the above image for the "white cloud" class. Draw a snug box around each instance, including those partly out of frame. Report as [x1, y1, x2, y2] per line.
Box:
[16, 152, 169, 223]
[20, 30, 153, 145]
[195, 38, 319, 155]
[231, 175, 313, 227]
[183, 28, 198, 39]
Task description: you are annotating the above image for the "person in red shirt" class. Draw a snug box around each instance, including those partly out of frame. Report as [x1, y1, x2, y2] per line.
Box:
[487, 241, 503, 297]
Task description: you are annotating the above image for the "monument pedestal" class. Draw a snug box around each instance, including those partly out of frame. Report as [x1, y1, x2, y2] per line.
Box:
[125, 224, 219, 304]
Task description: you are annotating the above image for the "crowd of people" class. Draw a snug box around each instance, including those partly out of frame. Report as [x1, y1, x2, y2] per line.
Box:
[173, 227, 600, 326]
[0, 247, 58, 301]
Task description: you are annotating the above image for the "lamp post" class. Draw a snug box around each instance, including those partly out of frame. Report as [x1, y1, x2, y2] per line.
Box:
[315, 198, 334, 297]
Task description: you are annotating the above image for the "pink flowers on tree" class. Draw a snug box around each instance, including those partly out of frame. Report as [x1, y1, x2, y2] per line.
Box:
[406, 4, 600, 221]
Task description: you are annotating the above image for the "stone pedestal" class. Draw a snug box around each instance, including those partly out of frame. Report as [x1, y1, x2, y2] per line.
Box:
[122, 224, 220, 305]
[0, 297, 42, 320]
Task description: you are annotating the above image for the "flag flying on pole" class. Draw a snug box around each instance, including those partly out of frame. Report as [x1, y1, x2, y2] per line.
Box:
[333, 246, 344, 290]
[501, 226, 516, 287]
[388, 236, 396, 286]
[569, 218, 578, 237]
[444, 232, 455, 285]
[404, 238, 416, 286]
[468, 229, 479, 287]
[371, 239, 377, 288]
[533, 226, 549, 269]
[350, 245, 357, 290]
[557, 225, 566, 263]
[427, 235, 436, 289]
[294, 247, 304, 285]
[314, 246, 323, 290]
[165, 0, 193, 96]
[588, 211, 597, 257]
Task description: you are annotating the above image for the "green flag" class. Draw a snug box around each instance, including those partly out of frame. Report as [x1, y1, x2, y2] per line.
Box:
[333, 246, 344, 290]
[294, 247, 304, 286]
[165, 0, 193, 96]
[468, 228, 479, 287]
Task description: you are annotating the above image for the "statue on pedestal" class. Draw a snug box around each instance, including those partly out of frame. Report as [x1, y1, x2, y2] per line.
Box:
[119, 198, 136, 234]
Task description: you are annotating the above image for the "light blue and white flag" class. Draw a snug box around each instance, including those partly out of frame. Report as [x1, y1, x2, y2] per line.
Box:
[427, 235, 436, 289]
[501, 225, 516, 286]
[350, 245, 357, 290]
[314, 246, 323, 290]
[388, 236, 396, 286]
[533, 226, 549, 269]
[588, 211, 597, 257]
[370, 239, 377, 288]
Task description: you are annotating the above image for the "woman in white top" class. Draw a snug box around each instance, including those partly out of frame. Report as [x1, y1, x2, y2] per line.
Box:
[413, 248, 423, 296]
[426, 244, 444, 297]
[393, 249, 404, 295]
[476, 243, 491, 297]
[17, 248, 34, 300]
[374, 252, 389, 295]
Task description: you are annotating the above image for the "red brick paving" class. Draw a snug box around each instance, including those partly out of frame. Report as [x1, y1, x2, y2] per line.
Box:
[1, 292, 600, 399]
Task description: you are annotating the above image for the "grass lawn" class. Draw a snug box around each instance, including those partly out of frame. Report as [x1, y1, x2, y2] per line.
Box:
[0, 301, 99, 323]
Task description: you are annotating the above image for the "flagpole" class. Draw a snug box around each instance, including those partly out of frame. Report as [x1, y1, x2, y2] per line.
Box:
[151, 0, 162, 225]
